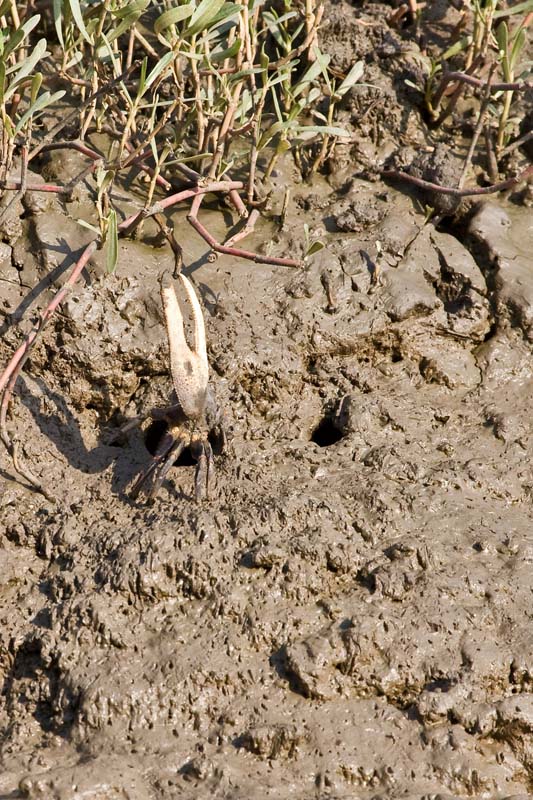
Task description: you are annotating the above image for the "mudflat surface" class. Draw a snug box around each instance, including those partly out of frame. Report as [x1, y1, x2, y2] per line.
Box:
[2, 2, 533, 799]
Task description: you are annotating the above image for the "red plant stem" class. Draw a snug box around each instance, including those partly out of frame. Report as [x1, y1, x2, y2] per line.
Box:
[171, 164, 248, 216]
[157, 181, 244, 211]
[1, 371, 17, 443]
[1, 180, 69, 194]
[173, 163, 248, 217]
[187, 194, 301, 267]
[432, 72, 531, 112]
[224, 209, 260, 247]
[382, 164, 533, 197]
[228, 189, 248, 218]
[432, 55, 483, 124]
[119, 180, 245, 232]
[30, 140, 103, 162]
[0, 240, 98, 396]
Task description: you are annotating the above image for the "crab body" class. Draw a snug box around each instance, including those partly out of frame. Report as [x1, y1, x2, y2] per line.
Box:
[120, 273, 224, 501]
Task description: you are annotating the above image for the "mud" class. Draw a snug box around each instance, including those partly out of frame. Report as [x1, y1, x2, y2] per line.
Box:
[2, 1, 533, 798]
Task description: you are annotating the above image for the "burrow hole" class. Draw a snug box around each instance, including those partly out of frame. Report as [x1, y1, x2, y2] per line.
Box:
[310, 415, 344, 448]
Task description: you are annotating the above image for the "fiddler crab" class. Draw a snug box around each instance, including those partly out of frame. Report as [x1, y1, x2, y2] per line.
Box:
[115, 272, 225, 502]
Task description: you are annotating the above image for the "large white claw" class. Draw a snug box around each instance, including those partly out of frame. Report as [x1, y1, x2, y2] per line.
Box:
[160, 274, 209, 420]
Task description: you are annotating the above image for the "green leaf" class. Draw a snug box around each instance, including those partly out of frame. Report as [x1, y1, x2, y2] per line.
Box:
[15, 89, 66, 133]
[68, 0, 92, 43]
[271, 83, 284, 123]
[307, 86, 322, 106]
[310, 48, 331, 73]
[287, 100, 304, 122]
[20, 13, 41, 38]
[292, 57, 325, 98]
[0, 61, 5, 105]
[207, 37, 242, 63]
[77, 218, 100, 235]
[2, 27, 25, 60]
[295, 124, 350, 139]
[497, 22, 511, 80]
[263, 19, 286, 48]
[336, 60, 364, 97]
[113, 0, 150, 20]
[106, 209, 119, 274]
[143, 51, 175, 93]
[53, 0, 64, 47]
[1, 110, 15, 138]
[149, 135, 158, 162]
[257, 120, 286, 149]
[441, 35, 470, 61]
[108, 0, 149, 42]
[5, 39, 48, 100]
[96, 166, 114, 195]
[4, 14, 41, 60]
[493, 0, 533, 18]
[138, 57, 147, 96]
[265, 63, 300, 89]
[154, 4, 194, 35]
[98, 31, 122, 78]
[205, 2, 241, 28]
[231, 65, 275, 80]
[263, 10, 298, 48]
[305, 240, 325, 258]
[496, 21, 508, 55]
[313, 47, 332, 81]
[65, 50, 83, 69]
[30, 72, 43, 104]
[266, 10, 298, 26]
[510, 26, 526, 71]
[186, 0, 226, 36]
[108, 14, 144, 43]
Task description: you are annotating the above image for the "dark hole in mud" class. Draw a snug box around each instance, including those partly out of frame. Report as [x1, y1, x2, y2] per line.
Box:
[310, 417, 344, 448]
[144, 419, 223, 465]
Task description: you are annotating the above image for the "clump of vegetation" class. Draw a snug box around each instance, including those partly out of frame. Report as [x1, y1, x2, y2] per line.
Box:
[421, 0, 532, 171]
[384, 0, 532, 208]
[1, 0, 362, 204]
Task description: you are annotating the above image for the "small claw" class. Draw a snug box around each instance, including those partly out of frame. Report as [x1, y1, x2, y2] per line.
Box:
[160, 274, 209, 420]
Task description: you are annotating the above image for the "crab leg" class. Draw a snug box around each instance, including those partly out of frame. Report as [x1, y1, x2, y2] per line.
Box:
[130, 428, 178, 499]
[205, 440, 214, 500]
[148, 438, 186, 500]
[194, 446, 208, 502]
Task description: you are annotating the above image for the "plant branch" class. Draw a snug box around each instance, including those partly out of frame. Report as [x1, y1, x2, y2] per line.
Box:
[383, 163, 533, 197]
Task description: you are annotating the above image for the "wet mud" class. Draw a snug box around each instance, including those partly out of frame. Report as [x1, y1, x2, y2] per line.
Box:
[2, 2, 533, 798]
